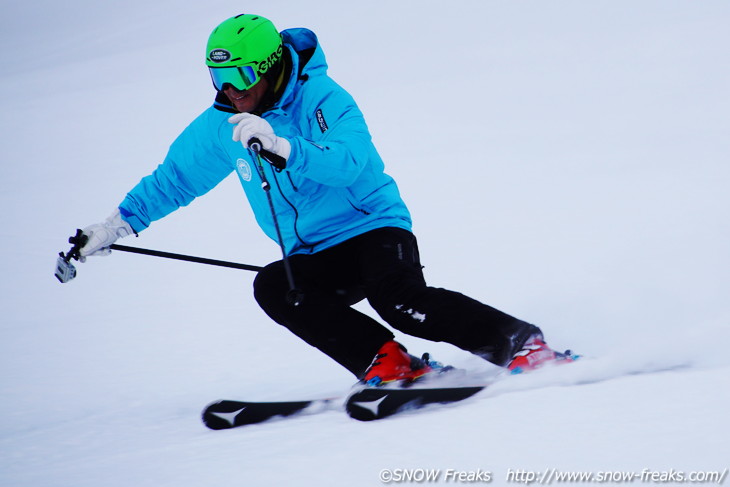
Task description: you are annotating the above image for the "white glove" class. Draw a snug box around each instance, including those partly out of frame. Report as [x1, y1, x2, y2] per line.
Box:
[79, 208, 134, 260]
[229, 113, 291, 162]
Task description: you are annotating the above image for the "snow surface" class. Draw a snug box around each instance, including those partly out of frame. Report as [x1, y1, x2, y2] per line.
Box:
[1, 1, 729, 486]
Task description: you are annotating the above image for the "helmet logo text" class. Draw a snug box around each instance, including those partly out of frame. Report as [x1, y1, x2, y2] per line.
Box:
[256, 45, 283, 75]
[209, 49, 232, 63]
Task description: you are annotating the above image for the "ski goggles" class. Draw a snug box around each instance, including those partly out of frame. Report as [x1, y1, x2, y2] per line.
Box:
[208, 64, 260, 91]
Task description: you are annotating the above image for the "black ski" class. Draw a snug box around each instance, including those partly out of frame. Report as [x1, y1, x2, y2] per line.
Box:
[202, 355, 581, 428]
[345, 385, 486, 421]
[202, 398, 337, 430]
[202, 380, 495, 429]
[201, 385, 487, 429]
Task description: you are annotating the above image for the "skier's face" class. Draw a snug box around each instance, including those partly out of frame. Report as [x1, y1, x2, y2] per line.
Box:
[223, 77, 269, 113]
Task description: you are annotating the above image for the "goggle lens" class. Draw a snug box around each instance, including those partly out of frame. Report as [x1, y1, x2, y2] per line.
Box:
[209, 65, 259, 91]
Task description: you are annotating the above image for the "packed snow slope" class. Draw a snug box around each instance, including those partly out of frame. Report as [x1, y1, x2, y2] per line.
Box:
[1, 1, 729, 486]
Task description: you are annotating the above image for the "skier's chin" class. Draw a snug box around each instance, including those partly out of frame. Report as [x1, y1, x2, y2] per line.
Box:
[232, 97, 253, 113]
[225, 80, 267, 114]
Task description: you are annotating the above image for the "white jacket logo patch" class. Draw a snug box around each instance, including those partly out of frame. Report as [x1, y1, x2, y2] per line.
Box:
[236, 158, 252, 182]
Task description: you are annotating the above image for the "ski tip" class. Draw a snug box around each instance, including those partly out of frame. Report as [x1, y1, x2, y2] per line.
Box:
[345, 389, 388, 421]
[345, 385, 485, 422]
[201, 398, 323, 430]
[201, 400, 240, 430]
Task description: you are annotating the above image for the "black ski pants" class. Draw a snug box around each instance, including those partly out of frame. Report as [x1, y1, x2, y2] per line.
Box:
[253, 227, 540, 378]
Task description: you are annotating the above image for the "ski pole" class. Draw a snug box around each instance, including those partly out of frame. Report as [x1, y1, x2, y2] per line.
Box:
[56, 233, 263, 283]
[248, 137, 304, 306]
[109, 244, 263, 272]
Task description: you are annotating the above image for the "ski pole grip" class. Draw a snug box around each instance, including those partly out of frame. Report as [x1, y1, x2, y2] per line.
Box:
[248, 137, 263, 153]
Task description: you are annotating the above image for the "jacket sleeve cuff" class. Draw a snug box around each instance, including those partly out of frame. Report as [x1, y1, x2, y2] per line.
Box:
[119, 206, 147, 234]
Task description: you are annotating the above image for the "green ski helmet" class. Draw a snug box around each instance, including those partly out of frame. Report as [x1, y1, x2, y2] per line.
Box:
[206, 14, 283, 92]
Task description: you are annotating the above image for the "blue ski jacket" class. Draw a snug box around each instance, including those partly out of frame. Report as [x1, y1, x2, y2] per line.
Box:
[118, 28, 412, 256]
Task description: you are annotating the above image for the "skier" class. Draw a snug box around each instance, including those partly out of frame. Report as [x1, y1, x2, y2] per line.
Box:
[76, 14, 574, 386]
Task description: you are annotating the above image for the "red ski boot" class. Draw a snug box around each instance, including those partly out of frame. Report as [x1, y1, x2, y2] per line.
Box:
[362, 341, 433, 387]
[508, 335, 579, 374]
